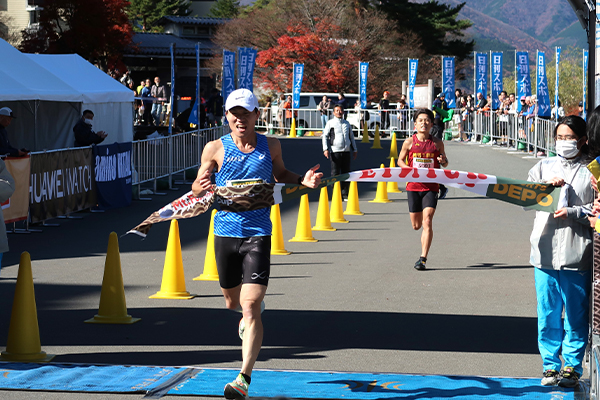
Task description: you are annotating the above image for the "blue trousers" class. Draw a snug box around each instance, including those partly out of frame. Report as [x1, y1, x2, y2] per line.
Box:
[321, 115, 328, 130]
[534, 267, 590, 375]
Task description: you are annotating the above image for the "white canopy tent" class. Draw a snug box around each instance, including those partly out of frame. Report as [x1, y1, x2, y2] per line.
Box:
[0, 39, 133, 151]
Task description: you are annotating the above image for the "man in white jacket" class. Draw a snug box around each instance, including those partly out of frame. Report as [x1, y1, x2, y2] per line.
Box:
[322, 104, 357, 200]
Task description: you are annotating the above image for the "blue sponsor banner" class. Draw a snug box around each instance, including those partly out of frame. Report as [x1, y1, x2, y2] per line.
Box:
[442, 57, 455, 108]
[408, 59, 418, 108]
[536, 51, 551, 117]
[237, 47, 257, 91]
[359, 62, 369, 108]
[93, 142, 132, 210]
[475, 52, 487, 97]
[583, 49, 589, 120]
[516, 51, 531, 113]
[292, 63, 304, 108]
[491, 52, 503, 110]
[222, 50, 236, 103]
[555, 47, 561, 108]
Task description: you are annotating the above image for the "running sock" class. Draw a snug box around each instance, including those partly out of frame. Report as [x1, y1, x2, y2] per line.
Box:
[241, 373, 251, 385]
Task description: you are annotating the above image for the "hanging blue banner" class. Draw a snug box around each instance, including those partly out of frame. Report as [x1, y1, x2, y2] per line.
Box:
[475, 52, 488, 97]
[583, 49, 589, 120]
[515, 51, 531, 113]
[237, 47, 257, 91]
[536, 51, 551, 117]
[292, 63, 304, 109]
[408, 59, 418, 109]
[442, 57, 455, 108]
[222, 49, 236, 103]
[359, 62, 369, 108]
[491, 52, 503, 110]
[555, 47, 561, 109]
[93, 142, 132, 210]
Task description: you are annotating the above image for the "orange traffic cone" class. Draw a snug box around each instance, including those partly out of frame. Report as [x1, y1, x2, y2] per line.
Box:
[371, 125, 383, 149]
[313, 186, 336, 231]
[150, 220, 194, 299]
[290, 194, 318, 242]
[85, 233, 141, 324]
[387, 132, 398, 159]
[194, 209, 219, 280]
[369, 164, 392, 203]
[330, 181, 349, 223]
[361, 122, 369, 143]
[387, 158, 402, 193]
[344, 181, 364, 216]
[270, 204, 291, 255]
[1, 252, 55, 361]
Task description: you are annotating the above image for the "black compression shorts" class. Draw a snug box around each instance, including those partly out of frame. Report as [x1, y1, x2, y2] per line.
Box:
[214, 235, 271, 289]
[407, 190, 438, 213]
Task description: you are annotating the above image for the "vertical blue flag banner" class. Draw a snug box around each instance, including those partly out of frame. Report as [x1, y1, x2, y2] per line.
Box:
[222, 50, 236, 103]
[408, 59, 418, 108]
[93, 142, 132, 210]
[359, 62, 369, 108]
[491, 52, 503, 110]
[475, 53, 488, 97]
[536, 51, 551, 117]
[516, 51, 531, 113]
[169, 44, 175, 134]
[237, 47, 257, 91]
[442, 57, 455, 108]
[292, 63, 304, 109]
[583, 49, 589, 120]
[555, 47, 561, 108]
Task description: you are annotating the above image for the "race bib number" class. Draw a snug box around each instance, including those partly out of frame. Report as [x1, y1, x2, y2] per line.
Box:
[413, 157, 434, 169]
[226, 178, 265, 187]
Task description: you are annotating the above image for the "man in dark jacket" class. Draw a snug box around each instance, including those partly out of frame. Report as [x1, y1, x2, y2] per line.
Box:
[0, 107, 27, 157]
[73, 110, 107, 147]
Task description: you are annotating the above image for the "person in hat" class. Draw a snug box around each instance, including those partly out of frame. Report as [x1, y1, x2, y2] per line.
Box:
[73, 110, 107, 147]
[0, 107, 28, 157]
[578, 101, 584, 118]
[192, 88, 323, 400]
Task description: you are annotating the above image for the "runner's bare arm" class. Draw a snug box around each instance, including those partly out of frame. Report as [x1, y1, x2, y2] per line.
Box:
[192, 140, 223, 196]
[268, 137, 322, 188]
[435, 139, 449, 167]
[397, 137, 413, 168]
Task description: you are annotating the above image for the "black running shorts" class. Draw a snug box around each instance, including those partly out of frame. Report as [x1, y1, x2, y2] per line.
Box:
[407, 190, 438, 213]
[214, 235, 271, 289]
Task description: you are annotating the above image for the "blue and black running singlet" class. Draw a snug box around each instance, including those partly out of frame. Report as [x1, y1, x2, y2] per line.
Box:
[214, 134, 272, 237]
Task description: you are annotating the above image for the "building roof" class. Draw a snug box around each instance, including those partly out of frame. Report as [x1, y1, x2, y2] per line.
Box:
[129, 33, 217, 57]
[158, 16, 228, 26]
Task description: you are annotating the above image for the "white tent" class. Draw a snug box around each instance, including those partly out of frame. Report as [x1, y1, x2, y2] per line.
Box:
[0, 39, 133, 151]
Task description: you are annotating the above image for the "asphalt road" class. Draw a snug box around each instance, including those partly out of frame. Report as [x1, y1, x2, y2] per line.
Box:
[0, 137, 569, 399]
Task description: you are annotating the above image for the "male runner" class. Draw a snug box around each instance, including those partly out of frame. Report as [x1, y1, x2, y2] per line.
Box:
[397, 109, 449, 271]
[192, 88, 322, 399]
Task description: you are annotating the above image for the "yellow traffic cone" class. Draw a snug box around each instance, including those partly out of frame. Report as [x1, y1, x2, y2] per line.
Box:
[387, 158, 402, 193]
[1, 252, 55, 361]
[369, 164, 392, 203]
[270, 204, 291, 255]
[344, 181, 364, 216]
[289, 118, 297, 137]
[313, 186, 336, 231]
[150, 220, 194, 299]
[194, 209, 220, 280]
[387, 132, 398, 159]
[86, 233, 141, 324]
[361, 121, 369, 143]
[371, 124, 383, 149]
[330, 181, 349, 223]
[290, 194, 318, 242]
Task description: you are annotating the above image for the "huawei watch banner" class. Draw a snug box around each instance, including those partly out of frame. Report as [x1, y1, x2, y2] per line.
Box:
[129, 167, 560, 237]
[93, 142, 132, 210]
[3, 156, 31, 224]
[442, 57, 455, 108]
[222, 50, 236, 103]
[491, 52, 503, 110]
[359, 62, 369, 108]
[237, 47, 257, 91]
[408, 59, 418, 108]
[29, 148, 96, 223]
[516, 51, 532, 113]
[536, 51, 551, 118]
[555, 47, 561, 110]
[475, 52, 487, 97]
[292, 63, 304, 109]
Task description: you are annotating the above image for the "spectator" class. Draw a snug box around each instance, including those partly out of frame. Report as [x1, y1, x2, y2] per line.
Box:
[0, 158, 15, 276]
[141, 79, 153, 126]
[378, 91, 391, 132]
[151, 77, 167, 127]
[260, 96, 272, 128]
[475, 92, 487, 112]
[73, 110, 107, 147]
[317, 95, 331, 130]
[396, 98, 408, 136]
[207, 89, 224, 126]
[276, 94, 285, 131]
[551, 100, 565, 121]
[0, 108, 27, 157]
[136, 80, 145, 96]
[578, 101, 584, 118]
[120, 70, 133, 87]
[354, 99, 370, 132]
[431, 92, 447, 140]
[337, 93, 349, 119]
[282, 95, 294, 129]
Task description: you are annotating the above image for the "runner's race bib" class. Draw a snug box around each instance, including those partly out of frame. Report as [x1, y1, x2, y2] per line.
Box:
[413, 157, 434, 169]
[226, 178, 265, 187]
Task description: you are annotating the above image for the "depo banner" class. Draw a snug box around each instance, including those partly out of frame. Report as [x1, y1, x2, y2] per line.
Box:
[29, 148, 96, 222]
[3, 156, 30, 223]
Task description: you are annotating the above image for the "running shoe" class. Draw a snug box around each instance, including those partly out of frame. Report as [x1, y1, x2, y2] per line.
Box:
[224, 373, 249, 399]
[414, 259, 426, 271]
[541, 369, 559, 386]
[238, 318, 245, 340]
[439, 185, 448, 199]
[558, 367, 580, 388]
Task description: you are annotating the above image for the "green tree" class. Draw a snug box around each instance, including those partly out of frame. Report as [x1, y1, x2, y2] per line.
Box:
[128, 0, 191, 32]
[208, 0, 240, 19]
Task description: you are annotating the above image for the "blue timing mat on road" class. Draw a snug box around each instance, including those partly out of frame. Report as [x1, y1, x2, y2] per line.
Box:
[169, 368, 576, 399]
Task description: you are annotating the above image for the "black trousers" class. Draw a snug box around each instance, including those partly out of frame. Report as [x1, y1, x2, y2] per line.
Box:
[330, 151, 351, 197]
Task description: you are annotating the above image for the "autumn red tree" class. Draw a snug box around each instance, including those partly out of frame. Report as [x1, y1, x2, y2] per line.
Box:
[20, 0, 133, 71]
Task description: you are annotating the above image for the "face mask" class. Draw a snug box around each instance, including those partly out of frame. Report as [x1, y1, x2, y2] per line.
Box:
[84, 118, 93, 126]
[555, 139, 579, 159]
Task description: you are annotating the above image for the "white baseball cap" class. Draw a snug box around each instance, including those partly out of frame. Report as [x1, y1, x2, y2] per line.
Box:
[0, 107, 15, 118]
[225, 89, 259, 112]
